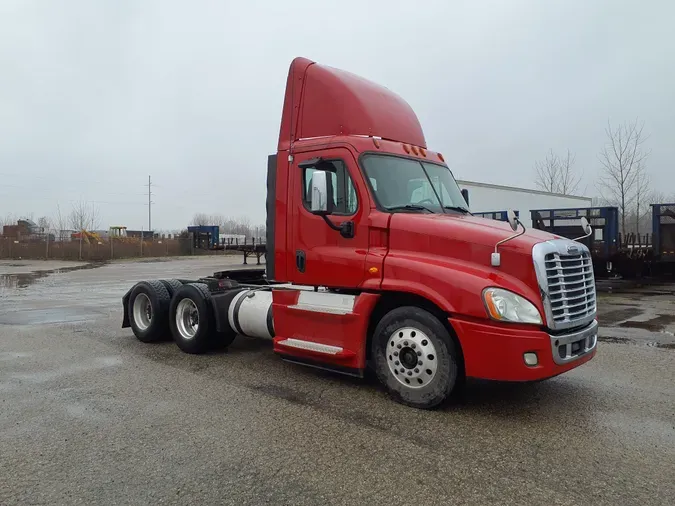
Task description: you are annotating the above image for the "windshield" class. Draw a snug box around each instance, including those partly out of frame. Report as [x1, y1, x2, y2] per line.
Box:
[361, 154, 469, 213]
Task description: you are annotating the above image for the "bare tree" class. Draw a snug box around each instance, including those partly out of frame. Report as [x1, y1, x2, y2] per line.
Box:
[37, 216, 50, 233]
[633, 167, 650, 236]
[1, 213, 15, 228]
[190, 213, 260, 239]
[557, 149, 581, 195]
[534, 149, 581, 194]
[596, 118, 650, 237]
[534, 149, 559, 193]
[190, 213, 212, 226]
[68, 200, 101, 232]
[52, 204, 70, 241]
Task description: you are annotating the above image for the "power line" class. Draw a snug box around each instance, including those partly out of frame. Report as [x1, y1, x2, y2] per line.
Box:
[0, 192, 147, 206]
[0, 181, 147, 198]
[0, 171, 130, 186]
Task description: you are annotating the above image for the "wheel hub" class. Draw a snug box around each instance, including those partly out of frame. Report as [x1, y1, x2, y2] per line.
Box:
[386, 327, 438, 389]
[132, 293, 153, 331]
[400, 348, 418, 369]
[176, 298, 199, 340]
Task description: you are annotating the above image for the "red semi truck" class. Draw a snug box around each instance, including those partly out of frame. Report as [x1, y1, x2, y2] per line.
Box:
[122, 57, 598, 409]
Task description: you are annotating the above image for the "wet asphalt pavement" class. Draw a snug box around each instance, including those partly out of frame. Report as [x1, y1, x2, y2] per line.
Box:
[1, 258, 674, 505]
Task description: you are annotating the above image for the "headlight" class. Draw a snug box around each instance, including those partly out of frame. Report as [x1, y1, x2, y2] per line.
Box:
[482, 287, 542, 325]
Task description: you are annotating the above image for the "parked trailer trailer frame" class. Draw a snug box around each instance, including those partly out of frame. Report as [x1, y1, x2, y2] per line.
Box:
[651, 203, 675, 264]
[531, 205, 675, 278]
[472, 210, 520, 222]
[457, 180, 592, 228]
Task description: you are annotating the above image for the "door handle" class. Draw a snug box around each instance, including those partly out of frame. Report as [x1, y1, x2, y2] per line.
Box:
[296, 250, 306, 273]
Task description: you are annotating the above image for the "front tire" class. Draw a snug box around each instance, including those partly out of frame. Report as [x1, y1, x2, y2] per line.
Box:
[372, 306, 459, 409]
[169, 283, 216, 354]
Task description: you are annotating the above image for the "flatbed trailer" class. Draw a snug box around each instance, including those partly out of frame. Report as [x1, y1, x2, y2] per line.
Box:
[120, 57, 599, 410]
[224, 240, 266, 265]
[531, 205, 675, 278]
[473, 210, 520, 222]
[651, 203, 675, 269]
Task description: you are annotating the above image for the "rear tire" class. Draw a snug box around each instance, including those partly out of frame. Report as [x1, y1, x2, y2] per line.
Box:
[169, 283, 216, 354]
[372, 306, 459, 409]
[160, 278, 184, 298]
[127, 280, 171, 343]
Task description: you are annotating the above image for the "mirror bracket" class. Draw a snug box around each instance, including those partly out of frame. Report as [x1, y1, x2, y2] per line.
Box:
[299, 157, 323, 169]
[573, 217, 593, 241]
[492, 209, 526, 267]
[321, 216, 355, 239]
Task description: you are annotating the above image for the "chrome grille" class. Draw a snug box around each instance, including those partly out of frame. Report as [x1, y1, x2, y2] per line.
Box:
[533, 239, 597, 331]
[545, 251, 596, 323]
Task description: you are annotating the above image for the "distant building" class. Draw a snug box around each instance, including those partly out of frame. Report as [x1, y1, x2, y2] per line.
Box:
[2, 219, 52, 241]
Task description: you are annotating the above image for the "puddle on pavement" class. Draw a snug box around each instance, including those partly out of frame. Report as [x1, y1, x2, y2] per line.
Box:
[598, 307, 643, 325]
[598, 335, 675, 350]
[619, 314, 675, 332]
[0, 262, 106, 289]
[595, 278, 675, 296]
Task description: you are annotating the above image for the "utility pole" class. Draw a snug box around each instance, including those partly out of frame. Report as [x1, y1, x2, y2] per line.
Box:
[145, 175, 154, 240]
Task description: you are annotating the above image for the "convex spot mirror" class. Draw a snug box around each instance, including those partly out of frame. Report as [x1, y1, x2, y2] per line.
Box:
[507, 209, 519, 232]
[580, 216, 592, 236]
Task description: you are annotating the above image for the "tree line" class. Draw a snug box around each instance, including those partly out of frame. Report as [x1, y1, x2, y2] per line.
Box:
[533, 117, 671, 237]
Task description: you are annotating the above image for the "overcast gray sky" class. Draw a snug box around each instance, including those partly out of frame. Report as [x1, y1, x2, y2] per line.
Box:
[1, 0, 673, 231]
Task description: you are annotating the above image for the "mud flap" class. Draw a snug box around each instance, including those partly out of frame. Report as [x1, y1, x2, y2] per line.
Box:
[121, 288, 131, 328]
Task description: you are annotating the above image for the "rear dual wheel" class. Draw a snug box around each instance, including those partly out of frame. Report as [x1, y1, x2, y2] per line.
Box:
[372, 306, 460, 410]
[128, 280, 171, 343]
[169, 283, 237, 354]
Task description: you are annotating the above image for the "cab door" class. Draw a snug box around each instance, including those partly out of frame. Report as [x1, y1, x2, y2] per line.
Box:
[288, 147, 369, 288]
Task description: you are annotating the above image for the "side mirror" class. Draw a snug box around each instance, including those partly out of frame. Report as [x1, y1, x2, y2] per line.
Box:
[461, 188, 470, 207]
[507, 209, 519, 232]
[310, 170, 334, 216]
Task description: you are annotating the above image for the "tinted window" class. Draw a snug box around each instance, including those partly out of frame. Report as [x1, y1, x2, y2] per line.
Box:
[361, 155, 467, 213]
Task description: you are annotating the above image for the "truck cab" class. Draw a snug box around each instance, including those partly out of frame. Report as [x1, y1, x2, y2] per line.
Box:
[122, 57, 598, 409]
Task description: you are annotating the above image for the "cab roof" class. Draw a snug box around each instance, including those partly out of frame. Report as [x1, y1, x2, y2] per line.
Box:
[277, 57, 427, 151]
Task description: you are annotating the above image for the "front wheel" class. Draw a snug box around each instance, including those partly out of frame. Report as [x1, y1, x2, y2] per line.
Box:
[372, 306, 460, 409]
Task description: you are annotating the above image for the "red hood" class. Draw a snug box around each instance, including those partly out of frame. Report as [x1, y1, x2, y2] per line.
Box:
[390, 213, 559, 254]
[385, 213, 562, 313]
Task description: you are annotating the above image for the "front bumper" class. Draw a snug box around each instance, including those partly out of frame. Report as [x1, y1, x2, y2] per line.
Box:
[449, 317, 598, 382]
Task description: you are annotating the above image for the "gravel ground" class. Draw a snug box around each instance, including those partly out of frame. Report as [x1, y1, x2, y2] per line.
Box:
[1, 258, 673, 505]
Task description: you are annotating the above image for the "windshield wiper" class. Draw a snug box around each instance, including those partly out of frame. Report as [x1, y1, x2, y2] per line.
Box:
[387, 204, 435, 213]
[443, 205, 470, 214]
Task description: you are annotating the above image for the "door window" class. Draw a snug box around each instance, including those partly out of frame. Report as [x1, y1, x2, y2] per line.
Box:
[302, 160, 358, 215]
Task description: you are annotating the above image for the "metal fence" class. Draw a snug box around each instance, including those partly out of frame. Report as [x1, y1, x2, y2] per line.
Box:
[0, 236, 237, 261]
